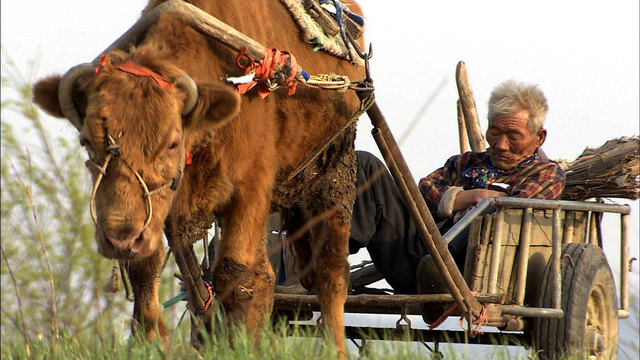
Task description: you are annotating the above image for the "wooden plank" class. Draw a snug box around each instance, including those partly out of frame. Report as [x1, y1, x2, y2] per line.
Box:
[456, 99, 468, 153]
[470, 243, 489, 292]
[562, 210, 575, 244]
[273, 292, 505, 314]
[463, 217, 483, 283]
[455, 61, 486, 152]
[573, 211, 588, 243]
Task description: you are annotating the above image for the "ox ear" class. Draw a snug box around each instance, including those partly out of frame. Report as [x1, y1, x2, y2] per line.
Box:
[33, 71, 91, 132]
[32, 75, 65, 119]
[184, 82, 241, 131]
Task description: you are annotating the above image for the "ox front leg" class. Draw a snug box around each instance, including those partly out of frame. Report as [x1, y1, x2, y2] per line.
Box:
[314, 215, 350, 359]
[125, 246, 168, 344]
[213, 185, 275, 337]
[245, 240, 276, 330]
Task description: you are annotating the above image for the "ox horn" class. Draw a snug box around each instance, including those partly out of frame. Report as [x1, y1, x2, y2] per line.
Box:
[58, 63, 96, 130]
[175, 74, 198, 116]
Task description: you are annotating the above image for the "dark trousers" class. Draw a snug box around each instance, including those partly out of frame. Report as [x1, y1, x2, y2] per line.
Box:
[349, 151, 468, 294]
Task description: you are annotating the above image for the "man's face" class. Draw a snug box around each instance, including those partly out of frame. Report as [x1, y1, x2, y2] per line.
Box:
[486, 110, 546, 169]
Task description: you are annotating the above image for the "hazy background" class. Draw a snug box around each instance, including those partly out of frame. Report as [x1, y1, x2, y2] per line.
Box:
[2, 0, 638, 358]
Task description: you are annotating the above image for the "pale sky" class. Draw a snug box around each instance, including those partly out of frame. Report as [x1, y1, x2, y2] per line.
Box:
[2, 1, 638, 168]
[2, 0, 638, 356]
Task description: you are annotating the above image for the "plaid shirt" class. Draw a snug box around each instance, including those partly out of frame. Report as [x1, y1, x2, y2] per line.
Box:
[419, 150, 565, 216]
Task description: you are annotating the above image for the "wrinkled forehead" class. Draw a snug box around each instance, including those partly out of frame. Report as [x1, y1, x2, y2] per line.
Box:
[489, 110, 531, 131]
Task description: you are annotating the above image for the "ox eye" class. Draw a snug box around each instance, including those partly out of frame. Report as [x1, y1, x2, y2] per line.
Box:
[168, 141, 179, 150]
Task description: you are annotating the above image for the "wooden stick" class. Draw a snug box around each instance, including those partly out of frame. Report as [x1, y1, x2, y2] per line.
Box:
[363, 95, 484, 319]
[455, 61, 485, 152]
[273, 292, 504, 315]
[456, 100, 468, 153]
[305, 0, 340, 36]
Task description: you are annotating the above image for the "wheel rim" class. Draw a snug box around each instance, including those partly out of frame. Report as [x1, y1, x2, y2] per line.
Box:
[585, 283, 610, 359]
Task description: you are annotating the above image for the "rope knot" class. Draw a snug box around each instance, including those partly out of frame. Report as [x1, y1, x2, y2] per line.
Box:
[230, 47, 300, 99]
[106, 134, 121, 157]
[106, 143, 120, 157]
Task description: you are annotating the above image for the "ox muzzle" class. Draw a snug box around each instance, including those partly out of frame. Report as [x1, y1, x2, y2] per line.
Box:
[87, 132, 182, 256]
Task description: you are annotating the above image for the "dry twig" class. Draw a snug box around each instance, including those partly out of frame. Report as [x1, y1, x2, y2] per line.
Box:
[0, 245, 31, 356]
[561, 136, 640, 200]
[12, 160, 60, 341]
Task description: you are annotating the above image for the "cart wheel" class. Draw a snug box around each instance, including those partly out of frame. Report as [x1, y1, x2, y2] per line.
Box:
[532, 243, 618, 359]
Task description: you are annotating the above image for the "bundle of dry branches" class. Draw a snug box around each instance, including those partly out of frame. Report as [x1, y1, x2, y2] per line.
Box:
[560, 136, 640, 201]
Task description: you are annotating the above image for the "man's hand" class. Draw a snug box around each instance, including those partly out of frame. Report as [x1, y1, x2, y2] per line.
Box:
[453, 189, 507, 212]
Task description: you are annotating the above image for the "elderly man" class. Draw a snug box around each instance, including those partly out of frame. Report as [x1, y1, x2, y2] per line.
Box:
[349, 80, 566, 294]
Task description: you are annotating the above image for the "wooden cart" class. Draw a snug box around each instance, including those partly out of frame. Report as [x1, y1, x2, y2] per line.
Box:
[269, 197, 631, 359]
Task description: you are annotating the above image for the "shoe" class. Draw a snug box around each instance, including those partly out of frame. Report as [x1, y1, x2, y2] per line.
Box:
[416, 255, 449, 294]
[416, 254, 449, 324]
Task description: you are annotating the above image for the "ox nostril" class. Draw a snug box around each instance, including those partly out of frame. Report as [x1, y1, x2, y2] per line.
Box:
[106, 235, 137, 250]
[113, 224, 137, 240]
[104, 224, 141, 250]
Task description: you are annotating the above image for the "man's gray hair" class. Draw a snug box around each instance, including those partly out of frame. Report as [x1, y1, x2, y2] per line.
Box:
[488, 80, 548, 133]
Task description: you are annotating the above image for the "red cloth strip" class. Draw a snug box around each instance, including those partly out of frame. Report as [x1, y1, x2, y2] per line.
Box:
[235, 47, 298, 99]
[116, 62, 175, 89]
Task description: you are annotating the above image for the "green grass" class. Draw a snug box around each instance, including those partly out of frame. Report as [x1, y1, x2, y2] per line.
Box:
[0, 318, 512, 360]
[1, 314, 587, 360]
[1, 317, 339, 360]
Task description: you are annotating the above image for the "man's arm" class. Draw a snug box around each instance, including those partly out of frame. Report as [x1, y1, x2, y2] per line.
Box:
[419, 152, 501, 218]
[448, 161, 565, 214]
[452, 188, 506, 212]
[419, 153, 469, 213]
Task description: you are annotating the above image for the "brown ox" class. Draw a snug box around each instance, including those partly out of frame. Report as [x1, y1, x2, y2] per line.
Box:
[32, 0, 364, 355]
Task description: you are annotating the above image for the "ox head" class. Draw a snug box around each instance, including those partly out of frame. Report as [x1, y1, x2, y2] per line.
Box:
[32, 49, 241, 260]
